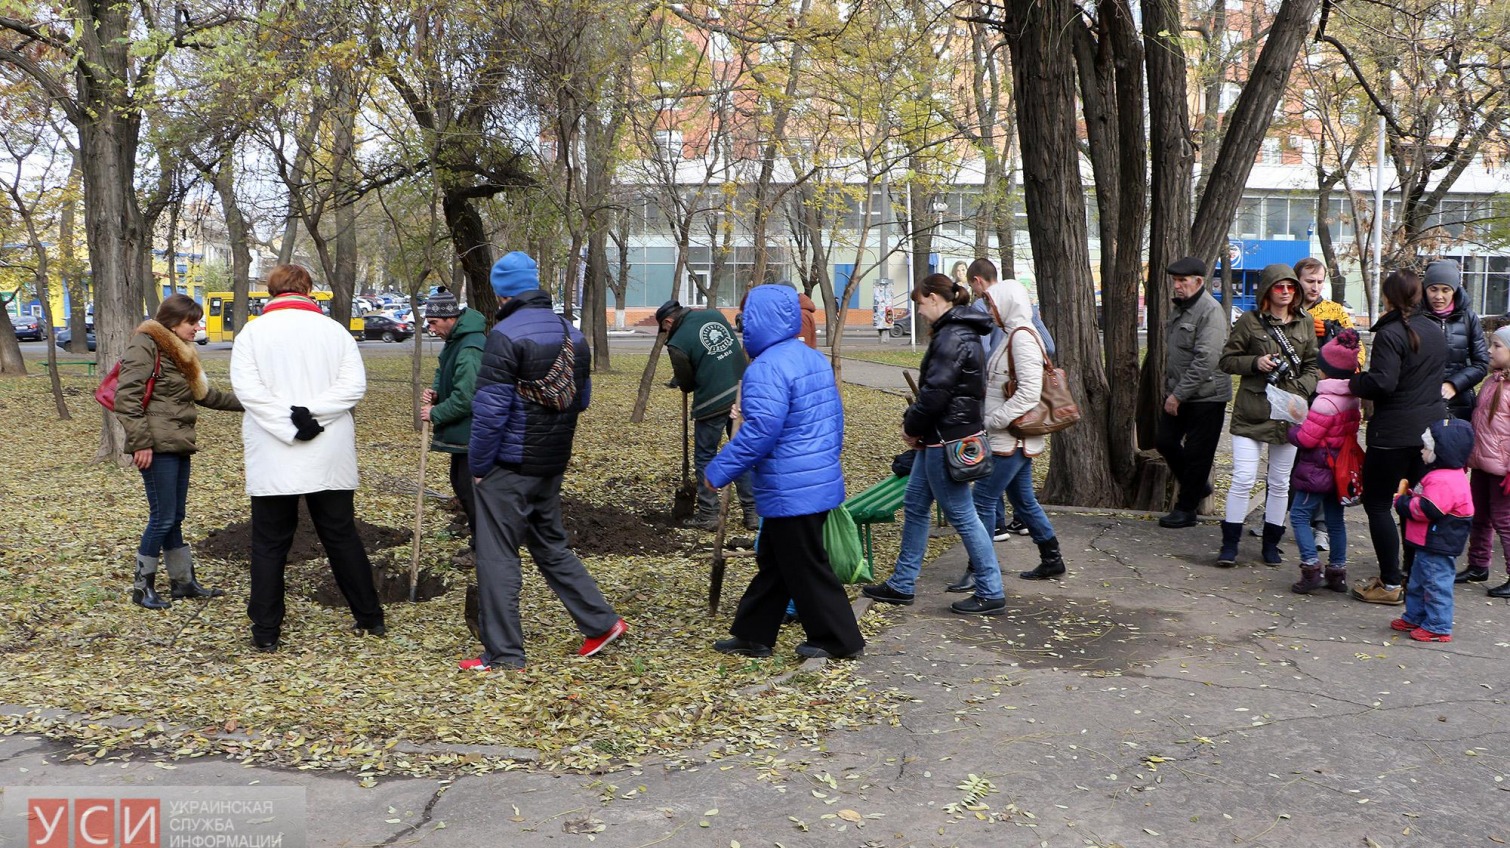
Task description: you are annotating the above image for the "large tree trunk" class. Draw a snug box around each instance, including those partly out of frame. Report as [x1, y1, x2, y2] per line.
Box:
[1003, 0, 1120, 507]
[441, 192, 498, 321]
[1188, 0, 1323, 270]
[330, 74, 359, 330]
[0, 294, 24, 376]
[1139, 0, 1194, 451]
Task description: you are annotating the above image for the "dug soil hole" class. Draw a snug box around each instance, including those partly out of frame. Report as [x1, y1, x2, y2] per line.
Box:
[311, 566, 450, 606]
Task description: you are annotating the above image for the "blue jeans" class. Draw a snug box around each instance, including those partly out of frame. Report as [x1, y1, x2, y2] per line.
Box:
[695, 415, 754, 516]
[1290, 491, 1346, 566]
[886, 447, 1003, 599]
[139, 452, 191, 557]
[1404, 550, 1455, 635]
[973, 452, 1055, 544]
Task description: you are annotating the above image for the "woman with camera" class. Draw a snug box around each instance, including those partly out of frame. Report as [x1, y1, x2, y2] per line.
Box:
[1216, 264, 1319, 567]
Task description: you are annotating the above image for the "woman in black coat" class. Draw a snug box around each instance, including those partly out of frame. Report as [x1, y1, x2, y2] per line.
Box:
[1348, 269, 1448, 605]
[1421, 258, 1488, 421]
[863, 273, 1006, 616]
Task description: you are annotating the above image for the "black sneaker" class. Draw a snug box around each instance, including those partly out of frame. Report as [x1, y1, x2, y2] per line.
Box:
[352, 622, 387, 637]
[861, 583, 915, 605]
[795, 642, 863, 660]
[682, 514, 721, 532]
[950, 595, 1007, 616]
[251, 637, 279, 653]
[992, 523, 1013, 542]
[713, 637, 773, 658]
[1004, 518, 1031, 536]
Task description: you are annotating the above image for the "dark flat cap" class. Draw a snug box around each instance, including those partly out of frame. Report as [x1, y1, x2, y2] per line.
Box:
[654, 300, 682, 325]
[1166, 256, 1207, 277]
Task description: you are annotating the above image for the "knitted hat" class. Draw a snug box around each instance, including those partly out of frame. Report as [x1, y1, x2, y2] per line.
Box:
[424, 287, 460, 319]
[1494, 325, 1510, 351]
[490, 251, 540, 298]
[1319, 328, 1362, 378]
[1423, 259, 1462, 291]
[654, 300, 682, 325]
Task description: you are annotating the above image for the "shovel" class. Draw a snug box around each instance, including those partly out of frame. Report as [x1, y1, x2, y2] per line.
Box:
[409, 419, 432, 603]
[672, 391, 697, 521]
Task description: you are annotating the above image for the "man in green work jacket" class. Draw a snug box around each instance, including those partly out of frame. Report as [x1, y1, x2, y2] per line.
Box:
[421, 288, 487, 563]
[658, 299, 758, 531]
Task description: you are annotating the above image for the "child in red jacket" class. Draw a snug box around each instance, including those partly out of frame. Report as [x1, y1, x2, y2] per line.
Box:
[1393, 417, 1476, 642]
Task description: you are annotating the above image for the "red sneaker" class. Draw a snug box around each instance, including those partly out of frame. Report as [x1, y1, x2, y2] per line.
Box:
[458, 657, 493, 672]
[578, 618, 628, 657]
[1409, 627, 1452, 643]
[1389, 618, 1418, 632]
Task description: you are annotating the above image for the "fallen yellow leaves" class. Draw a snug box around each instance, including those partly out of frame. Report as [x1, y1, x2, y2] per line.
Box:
[0, 354, 911, 776]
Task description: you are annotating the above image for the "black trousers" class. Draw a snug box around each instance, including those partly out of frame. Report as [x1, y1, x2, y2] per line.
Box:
[248, 489, 383, 641]
[730, 512, 864, 655]
[1362, 446, 1426, 586]
[1155, 401, 1227, 512]
[449, 452, 477, 548]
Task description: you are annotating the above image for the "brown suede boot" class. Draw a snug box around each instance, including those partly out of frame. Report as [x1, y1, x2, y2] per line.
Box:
[1291, 563, 1325, 594]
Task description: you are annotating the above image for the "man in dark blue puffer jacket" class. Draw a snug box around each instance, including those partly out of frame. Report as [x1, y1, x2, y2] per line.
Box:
[461, 251, 626, 672]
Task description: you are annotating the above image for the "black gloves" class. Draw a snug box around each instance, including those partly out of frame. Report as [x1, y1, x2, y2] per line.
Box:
[290, 406, 324, 441]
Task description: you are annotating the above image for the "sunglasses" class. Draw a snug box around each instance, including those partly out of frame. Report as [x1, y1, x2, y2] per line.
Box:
[1271, 283, 1296, 292]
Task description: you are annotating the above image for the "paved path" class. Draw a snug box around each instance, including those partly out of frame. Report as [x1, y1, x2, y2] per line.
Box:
[6, 510, 1506, 847]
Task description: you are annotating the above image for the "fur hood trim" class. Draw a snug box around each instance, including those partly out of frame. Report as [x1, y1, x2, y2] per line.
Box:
[136, 320, 208, 400]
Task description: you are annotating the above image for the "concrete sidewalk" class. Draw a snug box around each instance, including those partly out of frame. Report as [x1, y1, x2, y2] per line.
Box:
[4, 509, 1507, 847]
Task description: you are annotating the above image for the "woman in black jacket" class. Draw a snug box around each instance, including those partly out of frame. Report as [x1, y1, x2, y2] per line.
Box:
[1349, 269, 1448, 605]
[1421, 258, 1488, 421]
[863, 274, 1006, 616]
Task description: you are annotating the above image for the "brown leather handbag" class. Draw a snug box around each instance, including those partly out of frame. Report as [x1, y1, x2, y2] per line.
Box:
[1004, 327, 1081, 438]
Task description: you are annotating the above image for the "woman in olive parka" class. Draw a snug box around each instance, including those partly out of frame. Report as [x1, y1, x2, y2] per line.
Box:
[1215, 263, 1319, 568]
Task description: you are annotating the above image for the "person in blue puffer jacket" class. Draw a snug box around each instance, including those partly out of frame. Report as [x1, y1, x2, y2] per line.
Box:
[705, 285, 864, 661]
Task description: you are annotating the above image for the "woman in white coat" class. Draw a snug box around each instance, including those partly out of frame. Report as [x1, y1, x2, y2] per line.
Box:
[965, 279, 1064, 583]
[229, 264, 384, 652]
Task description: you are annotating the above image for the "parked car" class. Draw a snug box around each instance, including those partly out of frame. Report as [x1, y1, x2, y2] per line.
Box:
[54, 327, 97, 352]
[360, 314, 413, 343]
[12, 315, 46, 341]
[194, 317, 208, 345]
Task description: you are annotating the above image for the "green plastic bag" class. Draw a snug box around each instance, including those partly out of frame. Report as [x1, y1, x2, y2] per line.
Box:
[823, 506, 871, 585]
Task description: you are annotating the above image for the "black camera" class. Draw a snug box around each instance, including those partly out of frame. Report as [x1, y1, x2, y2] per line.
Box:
[1265, 357, 1291, 384]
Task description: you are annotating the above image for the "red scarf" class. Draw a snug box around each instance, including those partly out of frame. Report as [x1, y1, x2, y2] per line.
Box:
[261, 294, 325, 315]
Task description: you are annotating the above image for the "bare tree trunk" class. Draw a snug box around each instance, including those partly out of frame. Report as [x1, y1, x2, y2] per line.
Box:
[1002, 0, 1120, 506]
[330, 73, 359, 330]
[1140, 0, 1194, 451]
[60, 158, 89, 355]
[0, 294, 24, 376]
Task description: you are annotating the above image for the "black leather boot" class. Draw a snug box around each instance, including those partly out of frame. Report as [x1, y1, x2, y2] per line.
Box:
[946, 567, 975, 593]
[1019, 538, 1066, 580]
[132, 555, 171, 610]
[1261, 522, 1286, 566]
[1216, 522, 1242, 567]
[164, 545, 225, 599]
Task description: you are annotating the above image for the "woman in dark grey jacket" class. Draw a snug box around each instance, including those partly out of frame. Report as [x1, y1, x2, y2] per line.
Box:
[1348, 269, 1448, 605]
[1421, 259, 1488, 421]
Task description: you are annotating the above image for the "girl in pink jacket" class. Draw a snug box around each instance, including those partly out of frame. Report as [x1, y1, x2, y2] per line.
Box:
[1462, 326, 1510, 597]
[1287, 330, 1363, 593]
[1392, 417, 1475, 642]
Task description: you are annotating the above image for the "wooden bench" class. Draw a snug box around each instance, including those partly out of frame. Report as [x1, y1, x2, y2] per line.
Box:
[843, 473, 910, 571]
[42, 359, 97, 377]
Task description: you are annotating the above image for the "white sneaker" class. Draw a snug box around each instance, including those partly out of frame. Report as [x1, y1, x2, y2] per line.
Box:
[1315, 533, 1330, 551]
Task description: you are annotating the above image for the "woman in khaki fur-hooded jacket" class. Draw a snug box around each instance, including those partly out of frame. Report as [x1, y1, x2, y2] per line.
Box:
[114, 294, 243, 610]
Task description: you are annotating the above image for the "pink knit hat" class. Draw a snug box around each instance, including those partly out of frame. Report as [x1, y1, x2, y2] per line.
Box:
[1319, 328, 1361, 378]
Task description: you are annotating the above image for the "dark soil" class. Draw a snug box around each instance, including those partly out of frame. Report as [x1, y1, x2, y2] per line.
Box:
[195, 502, 409, 565]
[310, 566, 450, 606]
[562, 496, 681, 556]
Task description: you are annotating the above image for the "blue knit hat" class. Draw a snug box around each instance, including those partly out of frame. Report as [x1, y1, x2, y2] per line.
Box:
[490, 251, 540, 298]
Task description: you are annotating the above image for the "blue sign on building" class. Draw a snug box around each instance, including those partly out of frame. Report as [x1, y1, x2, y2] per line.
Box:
[1213, 239, 1312, 315]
